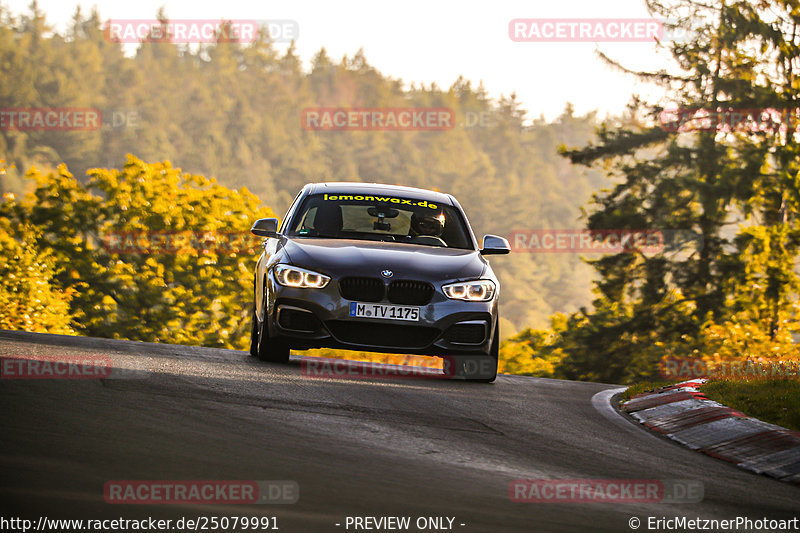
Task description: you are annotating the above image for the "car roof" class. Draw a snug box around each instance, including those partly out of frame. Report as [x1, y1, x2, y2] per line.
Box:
[305, 182, 454, 206]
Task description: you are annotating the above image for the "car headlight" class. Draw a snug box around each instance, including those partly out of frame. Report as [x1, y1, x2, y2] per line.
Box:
[442, 280, 496, 301]
[274, 264, 330, 288]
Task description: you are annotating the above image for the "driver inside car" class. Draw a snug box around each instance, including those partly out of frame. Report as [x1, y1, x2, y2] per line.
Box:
[409, 211, 447, 246]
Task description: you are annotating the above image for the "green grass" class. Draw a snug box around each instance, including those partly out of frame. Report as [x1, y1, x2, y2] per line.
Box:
[620, 381, 681, 402]
[700, 379, 800, 432]
[621, 379, 800, 431]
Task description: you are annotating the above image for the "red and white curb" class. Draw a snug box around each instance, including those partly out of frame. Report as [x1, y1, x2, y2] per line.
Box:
[621, 379, 800, 485]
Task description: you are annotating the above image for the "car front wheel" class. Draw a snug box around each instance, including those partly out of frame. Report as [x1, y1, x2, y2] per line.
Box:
[253, 282, 290, 364]
[249, 303, 259, 357]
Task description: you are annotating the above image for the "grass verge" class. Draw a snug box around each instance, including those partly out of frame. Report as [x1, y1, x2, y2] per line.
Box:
[620, 379, 800, 432]
[620, 381, 680, 402]
[700, 379, 800, 432]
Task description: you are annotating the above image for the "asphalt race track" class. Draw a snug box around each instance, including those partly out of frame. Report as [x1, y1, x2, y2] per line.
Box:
[1, 330, 798, 532]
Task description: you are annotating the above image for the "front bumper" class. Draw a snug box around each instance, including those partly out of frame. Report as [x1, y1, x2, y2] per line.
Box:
[266, 281, 496, 356]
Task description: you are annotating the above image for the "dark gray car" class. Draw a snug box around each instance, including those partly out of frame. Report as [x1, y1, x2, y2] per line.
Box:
[249, 182, 509, 382]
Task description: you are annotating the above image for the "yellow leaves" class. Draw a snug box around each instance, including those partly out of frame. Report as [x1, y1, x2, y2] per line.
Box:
[3, 155, 279, 349]
[0, 225, 75, 334]
[498, 328, 565, 377]
[656, 313, 800, 383]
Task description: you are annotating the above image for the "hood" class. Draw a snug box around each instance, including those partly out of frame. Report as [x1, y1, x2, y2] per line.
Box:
[280, 238, 486, 281]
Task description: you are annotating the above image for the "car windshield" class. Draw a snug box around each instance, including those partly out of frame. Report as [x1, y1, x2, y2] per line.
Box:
[287, 193, 473, 249]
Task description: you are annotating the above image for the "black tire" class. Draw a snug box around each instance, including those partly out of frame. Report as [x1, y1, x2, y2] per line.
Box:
[447, 321, 499, 383]
[256, 289, 290, 364]
[249, 304, 259, 357]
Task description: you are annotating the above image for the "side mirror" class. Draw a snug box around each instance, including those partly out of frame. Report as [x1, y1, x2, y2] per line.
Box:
[251, 218, 280, 238]
[480, 234, 510, 255]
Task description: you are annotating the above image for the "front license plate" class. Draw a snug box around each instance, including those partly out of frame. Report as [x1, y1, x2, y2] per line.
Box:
[349, 302, 420, 321]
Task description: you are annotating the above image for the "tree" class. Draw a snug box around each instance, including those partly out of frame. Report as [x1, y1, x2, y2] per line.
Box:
[0, 217, 74, 334]
[1, 156, 275, 348]
[555, 0, 800, 382]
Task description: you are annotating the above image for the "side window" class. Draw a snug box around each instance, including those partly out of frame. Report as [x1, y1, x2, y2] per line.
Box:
[280, 190, 306, 233]
[290, 206, 317, 233]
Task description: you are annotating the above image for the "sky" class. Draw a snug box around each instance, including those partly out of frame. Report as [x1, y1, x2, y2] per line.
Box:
[4, 0, 680, 122]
